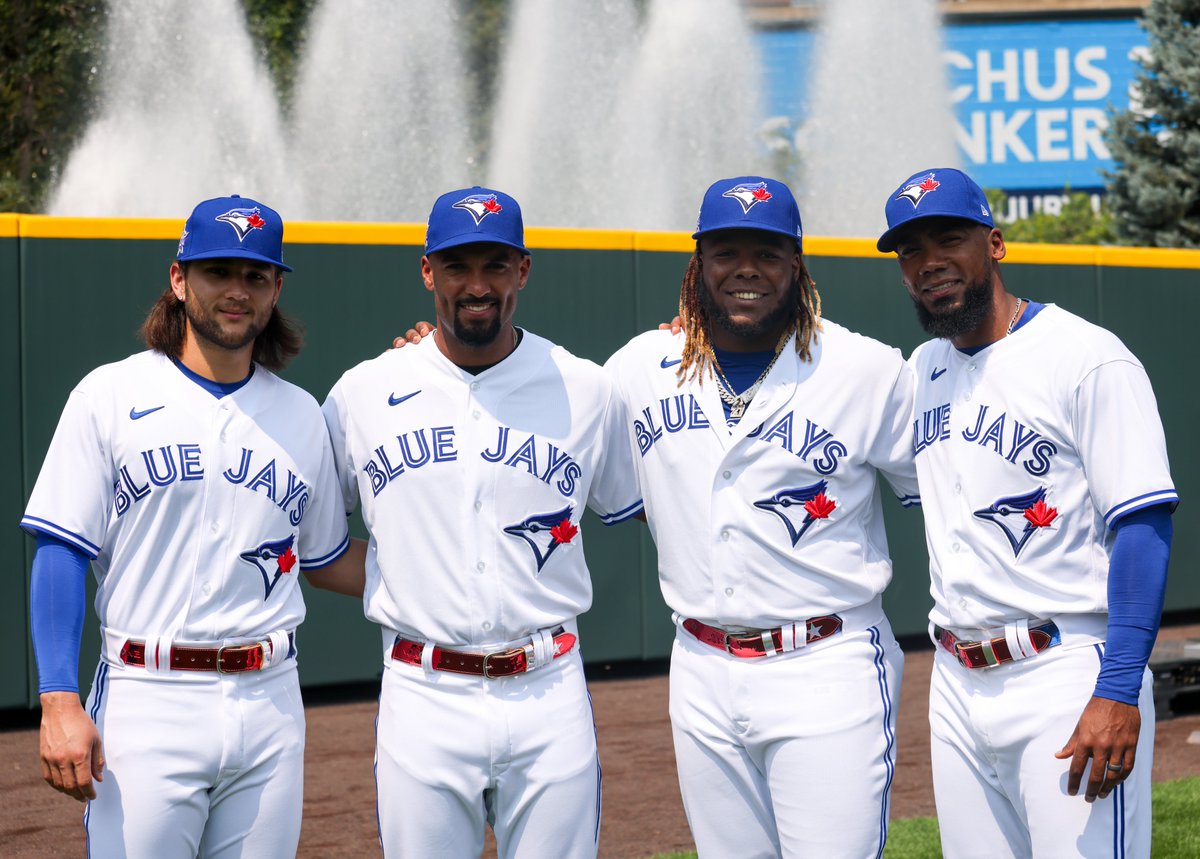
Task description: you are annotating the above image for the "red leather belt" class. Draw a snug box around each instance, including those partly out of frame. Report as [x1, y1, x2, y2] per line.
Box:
[119, 634, 291, 673]
[390, 627, 576, 678]
[682, 615, 843, 658]
[935, 621, 1061, 669]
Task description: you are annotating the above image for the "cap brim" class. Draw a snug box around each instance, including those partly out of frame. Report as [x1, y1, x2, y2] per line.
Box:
[691, 224, 802, 246]
[178, 248, 294, 272]
[876, 212, 994, 253]
[424, 234, 530, 256]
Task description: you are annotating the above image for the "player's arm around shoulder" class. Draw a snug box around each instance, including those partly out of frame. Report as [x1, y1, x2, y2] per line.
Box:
[39, 691, 104, 802]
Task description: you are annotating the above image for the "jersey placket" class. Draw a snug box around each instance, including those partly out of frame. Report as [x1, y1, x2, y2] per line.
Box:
[192, 397, 242, 640]
[460, 376, 504, 645]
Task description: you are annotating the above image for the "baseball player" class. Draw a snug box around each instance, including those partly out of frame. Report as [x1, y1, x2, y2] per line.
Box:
[321, 186, 641, 858]
[23, 195, 365, 858]
[603, 177, 921, 857]
[877, 167, 1177, 857]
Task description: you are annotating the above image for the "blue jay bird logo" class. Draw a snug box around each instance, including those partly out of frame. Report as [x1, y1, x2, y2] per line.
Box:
[239, 535, 298, 599]
[503, 505, 577, 574]
[453, 193, 503, 225]
[722, 182, 772, 214]
[896, 175, 941, 208]
[973, 486, 1058, 557]
[753, 480, 836, 547]
[215, 207, 267, 241]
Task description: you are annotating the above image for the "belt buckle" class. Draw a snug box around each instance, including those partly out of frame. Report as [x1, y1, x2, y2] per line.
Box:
[482, 646, 526, 678]
[217, 643, 264, 673]
[722, 632, 738, 656]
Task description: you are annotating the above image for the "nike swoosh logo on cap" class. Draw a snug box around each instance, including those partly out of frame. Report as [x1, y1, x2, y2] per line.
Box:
[388, 391, 421, 406]
[660, 357, 682, 368]
[129, 405, 165, 420]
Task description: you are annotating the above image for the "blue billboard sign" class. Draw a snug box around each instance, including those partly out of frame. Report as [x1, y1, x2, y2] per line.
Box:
[756, 17, 1146, 193]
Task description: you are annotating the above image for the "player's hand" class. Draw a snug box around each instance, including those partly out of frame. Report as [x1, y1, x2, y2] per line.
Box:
[391, 321, 435, 349]
[1054, 695, 1140, 803]
[39, 691, 105, 802]
[657, 316, 683, 334]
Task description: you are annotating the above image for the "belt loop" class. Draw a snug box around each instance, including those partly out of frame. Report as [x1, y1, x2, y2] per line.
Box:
[530, 628, 554, 669]
[1003, 619, 1028, 660]
[143, 635, 172, 674]
[265, 631, 291, 669]
[760, 630, 778, 657]
[420, 641, 436, 675]
[780, 622, 797, 653]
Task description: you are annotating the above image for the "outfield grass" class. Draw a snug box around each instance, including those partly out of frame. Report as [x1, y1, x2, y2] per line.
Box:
[645, 775, 1200, 859]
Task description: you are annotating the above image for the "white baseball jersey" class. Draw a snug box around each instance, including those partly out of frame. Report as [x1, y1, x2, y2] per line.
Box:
[22, 350, 350, 644]
[909, 303, 1178, 633]
[321, 330, 642, 647]
[604, 323, 919, 625]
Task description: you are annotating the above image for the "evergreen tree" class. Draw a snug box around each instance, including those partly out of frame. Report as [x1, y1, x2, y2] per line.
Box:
[1105, 0, 1200, 247]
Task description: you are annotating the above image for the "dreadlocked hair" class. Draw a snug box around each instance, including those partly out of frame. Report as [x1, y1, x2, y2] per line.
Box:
[675, 250, 822, 386]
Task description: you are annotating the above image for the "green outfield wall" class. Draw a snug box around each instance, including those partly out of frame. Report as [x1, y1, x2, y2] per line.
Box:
[7, 216, 1198, 708]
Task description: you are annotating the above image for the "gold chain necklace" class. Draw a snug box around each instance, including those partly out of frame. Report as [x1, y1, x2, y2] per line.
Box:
[712, 329, 792, 420]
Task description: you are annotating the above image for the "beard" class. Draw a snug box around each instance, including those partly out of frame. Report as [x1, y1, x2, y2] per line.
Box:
[911, 272, 994, 340]
[700, 277, 800, 343]
[185, 290, 268, 352]
[452, 302, 503, 347]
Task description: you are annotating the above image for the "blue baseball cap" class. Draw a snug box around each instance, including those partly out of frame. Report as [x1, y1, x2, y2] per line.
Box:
[424, 186, 529, 256]
[176, 194, 292, 272]
[877, 168, 995, 252]
[692, 176, 803, 252]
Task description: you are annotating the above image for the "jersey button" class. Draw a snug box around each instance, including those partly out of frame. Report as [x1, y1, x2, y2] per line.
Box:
[954, 483, 962, 494]
[722, 470, 731, 479]
[482, 621, 492, 631]
[724, 587, 733, 596]
[952, 541, 961, 552]
[474, 500, 482, 511]
[476, 561, 486, 572]
[967, 364, 976, 372]
[720, 530, 730, 541]
[471, 382, 480, 391]
[210, 521, 219, 533]
[201, 583, 211, 595]
[472, 410, 481, 420]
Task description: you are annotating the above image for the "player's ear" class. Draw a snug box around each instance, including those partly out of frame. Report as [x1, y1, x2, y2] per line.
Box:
[988, 228, 1007, 262]
[169, 261, 187, 302]
[517, 254, 531, 290]
[420, 256, 435, 293]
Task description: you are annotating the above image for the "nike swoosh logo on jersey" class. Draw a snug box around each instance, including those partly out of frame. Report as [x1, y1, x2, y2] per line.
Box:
[388, 390, 421, 406]
[129, 405, 165, 420]
[930, 367, 948, 381]
[660, 357, 682, 368]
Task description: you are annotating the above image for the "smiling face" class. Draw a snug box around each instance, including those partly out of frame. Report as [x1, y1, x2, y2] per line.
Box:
[170, 258, 281, 354]
[697, 229, 801, 352]
[892, 216, 1007, 346]
[422, 242, 530, 365]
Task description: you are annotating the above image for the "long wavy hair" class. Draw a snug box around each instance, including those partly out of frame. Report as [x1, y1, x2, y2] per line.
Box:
[139, 263, 303, 371]
[676, 248, 822, 385]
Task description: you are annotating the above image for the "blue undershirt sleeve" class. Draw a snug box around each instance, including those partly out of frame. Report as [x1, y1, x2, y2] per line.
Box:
[30, 533, 90, 695]
[1093, 503, 1173, 706]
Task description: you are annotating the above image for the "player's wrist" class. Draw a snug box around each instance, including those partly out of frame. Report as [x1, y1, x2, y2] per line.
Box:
[39, 690, 84, 711]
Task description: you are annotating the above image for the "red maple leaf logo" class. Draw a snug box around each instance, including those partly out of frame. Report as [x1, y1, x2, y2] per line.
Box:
[247, 212, 266, 229]
[550, 519, 578, 544]
[277, 547, 297, 573]
[752, 187, 772, 202]
[1023, 499, 1058, 528]
[919, 178, 940, 192]
[483, 198, 503, 214]
[804, 492, 836, 520]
